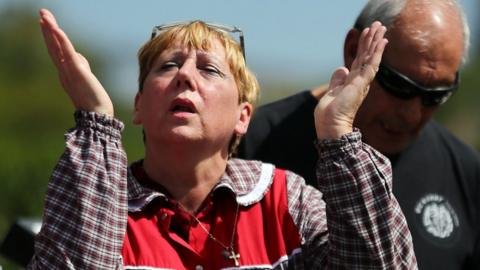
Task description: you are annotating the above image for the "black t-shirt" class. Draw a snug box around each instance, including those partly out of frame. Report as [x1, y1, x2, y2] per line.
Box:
[238, 90, 319, 182]
[238, 90, 480, 269]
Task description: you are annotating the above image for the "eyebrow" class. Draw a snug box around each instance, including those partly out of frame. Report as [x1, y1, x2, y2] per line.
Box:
[197, 50, 229, 68]
[160, 48, 226, 65]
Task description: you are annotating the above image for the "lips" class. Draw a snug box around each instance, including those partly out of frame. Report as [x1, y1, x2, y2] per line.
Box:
[380, 120, 416, 137]
[381, 122, 403, 134]
[169, 98, 197, 114]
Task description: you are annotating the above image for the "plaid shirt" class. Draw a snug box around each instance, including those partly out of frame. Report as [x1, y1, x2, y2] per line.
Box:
[28, 111, 417, 269]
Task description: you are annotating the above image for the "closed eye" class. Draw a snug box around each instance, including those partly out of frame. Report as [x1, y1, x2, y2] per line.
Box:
[199, 65, 225, 78]
[161, 61, 180, 71]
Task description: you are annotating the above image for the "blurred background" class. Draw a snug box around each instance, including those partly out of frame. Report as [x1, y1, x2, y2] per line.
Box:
[0, 0, 478, 267]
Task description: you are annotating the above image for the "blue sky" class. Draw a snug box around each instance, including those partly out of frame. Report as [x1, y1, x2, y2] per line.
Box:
[2, 0, 478, 103]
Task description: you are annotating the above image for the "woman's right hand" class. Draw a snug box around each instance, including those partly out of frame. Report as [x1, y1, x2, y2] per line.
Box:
[39, 8, 114, 117]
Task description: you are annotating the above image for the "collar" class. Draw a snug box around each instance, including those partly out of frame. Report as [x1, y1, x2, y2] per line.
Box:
[127, 158, 275, 212]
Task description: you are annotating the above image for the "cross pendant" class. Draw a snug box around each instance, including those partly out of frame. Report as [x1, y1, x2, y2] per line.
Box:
[222, 248, 240, 266]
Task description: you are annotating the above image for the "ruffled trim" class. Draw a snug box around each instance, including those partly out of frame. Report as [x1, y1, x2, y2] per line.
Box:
[74, 110, 124, 139]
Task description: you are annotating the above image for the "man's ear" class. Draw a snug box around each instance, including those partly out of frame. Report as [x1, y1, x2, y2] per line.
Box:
[133, 92, 142, 125]
[234, 102, 253, 136]
[344, 28, 361, 69]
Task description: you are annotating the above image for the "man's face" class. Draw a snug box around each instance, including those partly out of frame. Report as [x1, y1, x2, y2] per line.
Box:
[353, 22, 463, 155]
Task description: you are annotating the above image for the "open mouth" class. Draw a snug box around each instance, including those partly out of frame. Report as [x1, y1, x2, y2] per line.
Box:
[169, 98, 196, 114]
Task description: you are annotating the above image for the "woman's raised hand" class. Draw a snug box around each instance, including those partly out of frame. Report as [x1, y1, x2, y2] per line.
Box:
[314, 21, 387, 140]
[39, 8, 114, 117]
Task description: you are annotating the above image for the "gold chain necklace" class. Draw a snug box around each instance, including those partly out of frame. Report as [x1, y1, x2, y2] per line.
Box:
[177, 200, 241, 266]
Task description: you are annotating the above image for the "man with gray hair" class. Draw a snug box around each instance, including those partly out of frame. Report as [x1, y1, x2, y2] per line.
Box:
[238, 0, 480, 269]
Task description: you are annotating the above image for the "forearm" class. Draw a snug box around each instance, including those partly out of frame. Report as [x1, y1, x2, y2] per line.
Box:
[29, 111, 128, 269]
[316, 131, 416, 269]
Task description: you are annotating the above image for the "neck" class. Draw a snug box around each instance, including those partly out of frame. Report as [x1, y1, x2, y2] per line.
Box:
[143, 141, 228, 212]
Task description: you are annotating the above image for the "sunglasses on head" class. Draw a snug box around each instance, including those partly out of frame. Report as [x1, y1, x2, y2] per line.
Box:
[375, 63, 460, 106]
[151, 21, 245, 59]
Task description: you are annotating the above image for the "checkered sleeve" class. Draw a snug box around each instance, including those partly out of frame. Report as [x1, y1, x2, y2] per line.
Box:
[28, 111, 128, 269]
[287, 130, 417, 269]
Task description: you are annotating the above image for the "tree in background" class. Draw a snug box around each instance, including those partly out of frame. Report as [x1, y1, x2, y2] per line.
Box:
[0, 6, 143, 267]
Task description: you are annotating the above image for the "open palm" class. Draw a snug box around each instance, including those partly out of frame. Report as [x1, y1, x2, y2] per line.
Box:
[39, 9, 114, 117]
[315, 22, 387, 139]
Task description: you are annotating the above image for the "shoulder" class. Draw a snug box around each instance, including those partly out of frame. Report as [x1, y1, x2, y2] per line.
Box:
[253, 90, 317, 124]
[425, 121, 480, 163]
[224, 158, 274, 206]
[225, 158, 313, 206]
[238, 90, 317, 158]
[418, 121, 480, 190]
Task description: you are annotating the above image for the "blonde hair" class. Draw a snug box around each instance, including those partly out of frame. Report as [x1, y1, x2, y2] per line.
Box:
[137, 21, 260, 154]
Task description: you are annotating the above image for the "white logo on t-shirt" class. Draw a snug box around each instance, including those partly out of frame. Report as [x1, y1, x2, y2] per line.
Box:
[415, 193, 459, 239]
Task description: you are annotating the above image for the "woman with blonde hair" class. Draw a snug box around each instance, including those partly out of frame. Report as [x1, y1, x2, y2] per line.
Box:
[29, 8, 416, 269]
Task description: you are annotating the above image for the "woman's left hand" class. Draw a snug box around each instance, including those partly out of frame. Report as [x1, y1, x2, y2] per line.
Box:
[314, 21, 387, 140]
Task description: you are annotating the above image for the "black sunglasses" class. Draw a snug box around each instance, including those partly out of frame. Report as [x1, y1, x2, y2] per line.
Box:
[376, 63, 460, 106]
[151, 21, 245, 59]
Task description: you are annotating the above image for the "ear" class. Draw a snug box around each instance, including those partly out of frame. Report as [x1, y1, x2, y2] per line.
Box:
[133, 92, 142, 125]
[234, 102, 253, 136]
[344, 28, 361, 69]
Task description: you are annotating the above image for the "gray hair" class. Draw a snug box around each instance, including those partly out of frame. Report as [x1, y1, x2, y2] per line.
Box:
[354, 0, 470, 65]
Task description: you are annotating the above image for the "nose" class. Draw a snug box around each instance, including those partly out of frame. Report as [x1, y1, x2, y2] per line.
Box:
[176, 59, 197, 90]
[397, 97, 424, 126]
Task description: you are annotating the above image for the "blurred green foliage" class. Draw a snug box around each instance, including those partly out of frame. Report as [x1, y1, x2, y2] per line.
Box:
[0, 7, 144, 268]
[0, 5, 479, 269]
[436, 50, 480, 149]
[0, 8, 68, 268]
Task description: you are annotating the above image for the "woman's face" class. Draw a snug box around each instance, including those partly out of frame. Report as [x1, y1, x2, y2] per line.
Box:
[134, 38, 252, 153]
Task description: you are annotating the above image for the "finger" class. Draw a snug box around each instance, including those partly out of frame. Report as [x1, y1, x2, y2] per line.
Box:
[351, 27, 370, 70]
[40, 9, 77, 64]
[40, 8, 62, 32]
[357, 42, 387, 86]
[362, 22, 379, 54]
[369, 37, 388, 72]
[40, 9, 75, 92]
[361, 25, 387, 78]
[39, 14, 64, 68]
[353, 21, 382, 71]
[367, 24, 387, 57]
[328, 67, 349, 92]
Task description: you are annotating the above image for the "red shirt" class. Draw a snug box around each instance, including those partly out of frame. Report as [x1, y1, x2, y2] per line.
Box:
[122, 163, 301, 269]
